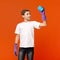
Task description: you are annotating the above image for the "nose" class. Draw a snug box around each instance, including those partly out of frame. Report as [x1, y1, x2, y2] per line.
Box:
[29, 14, 31, 17]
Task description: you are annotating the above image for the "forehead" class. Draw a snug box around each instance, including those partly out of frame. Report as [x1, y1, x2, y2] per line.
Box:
[25, 11, 30, 14]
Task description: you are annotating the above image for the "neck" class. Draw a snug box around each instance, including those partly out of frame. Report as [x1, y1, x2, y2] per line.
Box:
[24, 19, 29, 22]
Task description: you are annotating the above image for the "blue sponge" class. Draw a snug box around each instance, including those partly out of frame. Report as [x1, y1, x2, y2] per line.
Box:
[37, 6, 44, 12]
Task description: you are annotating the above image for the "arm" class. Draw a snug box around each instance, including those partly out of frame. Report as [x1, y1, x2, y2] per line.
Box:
[39, 20, 47, 26]
[14, 34, 20, 56]
[38, 6, 47, 27]
[14, 24, 20, 56]
[15, 34, 20, 44]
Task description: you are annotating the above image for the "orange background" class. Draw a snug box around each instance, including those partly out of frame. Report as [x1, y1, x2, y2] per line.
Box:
[0, 0, 60, 60]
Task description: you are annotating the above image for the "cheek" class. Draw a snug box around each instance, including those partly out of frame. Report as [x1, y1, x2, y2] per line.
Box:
[26, 15, 29, 18]
[24, 15, 27, 18]
[28, 15, 31, 17]
[25, 15, 30, 18]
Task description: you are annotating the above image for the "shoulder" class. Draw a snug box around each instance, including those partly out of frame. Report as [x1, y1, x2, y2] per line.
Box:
[31, 21, 38, 24]
[17, 22, 24, 26]
[32, 21, 41, 23]
[30, 21, 36, 23]
[31, 21, 41, 25]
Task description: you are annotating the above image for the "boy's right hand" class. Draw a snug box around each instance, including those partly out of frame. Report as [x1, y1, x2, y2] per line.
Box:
[14, 43, 18, 56]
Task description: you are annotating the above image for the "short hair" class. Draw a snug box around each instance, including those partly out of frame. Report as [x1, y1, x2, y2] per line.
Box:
[21, 9, 30, 15]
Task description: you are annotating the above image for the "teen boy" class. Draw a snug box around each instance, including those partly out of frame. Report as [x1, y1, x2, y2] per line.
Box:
[14, 7, 47, 60]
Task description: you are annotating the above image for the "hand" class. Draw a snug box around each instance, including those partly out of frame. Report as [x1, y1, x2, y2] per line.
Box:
[37, 6, 46, 20]
[38, 6, 44, 12]
[40, 10, 45, 15]
[14, 43, 18, 56]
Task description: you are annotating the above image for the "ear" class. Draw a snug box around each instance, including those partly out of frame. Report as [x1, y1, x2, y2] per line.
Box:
[22, 15, 24, 18]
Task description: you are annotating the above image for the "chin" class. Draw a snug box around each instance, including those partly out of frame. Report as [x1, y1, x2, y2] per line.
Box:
[28, 19, 30, 21]
[27, 19, 30, 21]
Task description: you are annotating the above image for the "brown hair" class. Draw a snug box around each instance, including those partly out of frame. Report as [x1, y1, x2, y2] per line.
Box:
[21, 9, 30, 15]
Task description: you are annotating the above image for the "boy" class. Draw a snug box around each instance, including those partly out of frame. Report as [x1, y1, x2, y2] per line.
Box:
[14, 7, 47, 60]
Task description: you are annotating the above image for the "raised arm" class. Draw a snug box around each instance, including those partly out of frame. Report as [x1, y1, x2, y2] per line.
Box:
[38, 6, 47, 27]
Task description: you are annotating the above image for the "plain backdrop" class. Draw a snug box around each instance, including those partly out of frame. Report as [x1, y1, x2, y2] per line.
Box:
[0, 0, 60, 60]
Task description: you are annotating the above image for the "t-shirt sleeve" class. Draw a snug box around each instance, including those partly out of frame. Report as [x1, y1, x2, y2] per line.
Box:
[33, 21, 41, 29]
[14, 24, 21, 34]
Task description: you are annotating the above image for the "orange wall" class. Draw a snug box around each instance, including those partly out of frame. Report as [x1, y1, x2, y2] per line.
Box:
[0, 0, 60, 60]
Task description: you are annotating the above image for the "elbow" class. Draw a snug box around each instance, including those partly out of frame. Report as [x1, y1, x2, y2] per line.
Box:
[42, 21, 47, 26]
[44, 23, 47, 26]
[45, 23, 47, 26]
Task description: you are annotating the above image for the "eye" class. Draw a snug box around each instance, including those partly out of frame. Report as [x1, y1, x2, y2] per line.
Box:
[27, 13, 31, 15]
[27, 13, 29, 15]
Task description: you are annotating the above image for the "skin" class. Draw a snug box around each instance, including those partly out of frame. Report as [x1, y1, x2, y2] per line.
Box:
[15, 11, 47, 44]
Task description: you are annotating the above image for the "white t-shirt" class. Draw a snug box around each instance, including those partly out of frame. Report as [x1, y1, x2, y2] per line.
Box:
[15, 21, 41, 48]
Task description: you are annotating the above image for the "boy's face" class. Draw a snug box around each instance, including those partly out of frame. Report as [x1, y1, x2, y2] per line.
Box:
[22, 11, 31, 21]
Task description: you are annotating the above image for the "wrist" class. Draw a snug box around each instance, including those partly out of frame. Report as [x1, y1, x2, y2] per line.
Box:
[14, 43, 18, 56]
[42, 14, 46, 21]
[15, 43, 18, 45]
[41, 11, 45, 15]
[14, 43, 18, 48]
